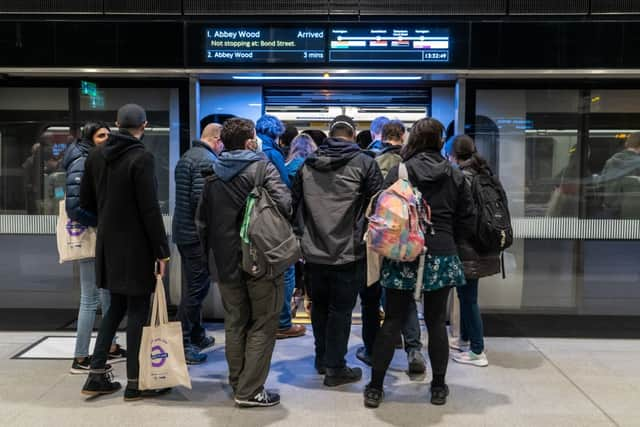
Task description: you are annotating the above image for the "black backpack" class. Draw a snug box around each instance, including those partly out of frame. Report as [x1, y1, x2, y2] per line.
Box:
[470, 170, 513, 254]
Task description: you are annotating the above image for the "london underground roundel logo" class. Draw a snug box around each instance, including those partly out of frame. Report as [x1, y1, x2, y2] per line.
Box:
[66, 220, 87, 237]
[151, 345, 169, 368]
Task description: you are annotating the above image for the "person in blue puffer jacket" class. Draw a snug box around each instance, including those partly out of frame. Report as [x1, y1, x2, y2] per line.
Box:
[63, 121, 125, 374]
[173, 123, 224, 365]
[256, 114, 306, 340]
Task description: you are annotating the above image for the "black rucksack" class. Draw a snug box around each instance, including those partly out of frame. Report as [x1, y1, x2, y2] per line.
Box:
[470, 171, 513, 253]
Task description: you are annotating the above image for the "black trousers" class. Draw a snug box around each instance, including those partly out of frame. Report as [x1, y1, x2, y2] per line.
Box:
[308, 260, 364, 370]
[177, 242, 211, 347]
[91, 293, 150, 387]
[371, 286, 451, 382]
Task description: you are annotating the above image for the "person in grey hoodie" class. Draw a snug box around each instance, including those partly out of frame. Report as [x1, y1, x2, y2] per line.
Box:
[601, 133, 640, 219]
[196, 118, 291, 408]
[292, 115, 383, 387]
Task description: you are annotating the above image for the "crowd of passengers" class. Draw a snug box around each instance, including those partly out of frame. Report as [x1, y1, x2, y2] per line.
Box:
[66, 104, 507, 407]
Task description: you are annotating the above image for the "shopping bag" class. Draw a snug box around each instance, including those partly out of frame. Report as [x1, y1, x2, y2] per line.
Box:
[139, 275, 192, 390]
[56, 200, 96, 263]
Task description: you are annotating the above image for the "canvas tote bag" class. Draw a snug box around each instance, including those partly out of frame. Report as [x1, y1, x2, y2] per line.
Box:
[56, 199, 96, 263]
[139, 275, 192, 390]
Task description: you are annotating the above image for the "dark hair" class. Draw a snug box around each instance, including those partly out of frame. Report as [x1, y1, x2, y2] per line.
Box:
[221, 118, 255, 151]
[626, 133, 640, 149]
[281, 125, 299, 147]
[356, 130, 373, 149]
[82, 121, 110, 141]
[302, 129, 327, 146]
[401, 118, 445, 161]
[329, 115, 356, 139]
[452, 134, 489, 171]
[382, 120, 405, 142]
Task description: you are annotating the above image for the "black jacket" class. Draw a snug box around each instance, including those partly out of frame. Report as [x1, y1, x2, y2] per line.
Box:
[196, 150, 291, 283]
[384, 150, 475, 256]
[80, 130, 170, 296]
[456, 158, 501, 279]
[172, 140, 218, 245]
[292, 137, 383, 265]
[62, 138, 97, 227]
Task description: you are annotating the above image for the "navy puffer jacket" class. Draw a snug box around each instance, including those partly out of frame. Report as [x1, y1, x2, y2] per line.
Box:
[62, 138, 97, 227]
[173, 140, 218, 245]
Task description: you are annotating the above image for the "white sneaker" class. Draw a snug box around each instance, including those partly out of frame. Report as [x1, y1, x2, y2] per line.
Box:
[448, 337, 470, 352]
[452, 350, 489, 367]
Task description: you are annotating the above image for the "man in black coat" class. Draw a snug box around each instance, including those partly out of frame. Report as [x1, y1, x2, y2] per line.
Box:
[292, 115, 383, 387]
[80, 104, 171, 401]
[173, 123, 223, 364]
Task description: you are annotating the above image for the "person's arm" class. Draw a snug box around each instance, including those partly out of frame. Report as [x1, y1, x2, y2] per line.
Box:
[133, 152, 170, 261]
[363, 157, 384, 201]
[263, 161, 292, 220]
[454, 174, 477, 242]
[195, 182, 209, 256]
[79, 153, 97, 221]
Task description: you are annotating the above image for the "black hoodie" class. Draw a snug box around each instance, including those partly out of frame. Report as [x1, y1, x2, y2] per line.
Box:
[80, 130, 170, 296]
[292, 137, 383, 265]
[383, 149, 476, 256]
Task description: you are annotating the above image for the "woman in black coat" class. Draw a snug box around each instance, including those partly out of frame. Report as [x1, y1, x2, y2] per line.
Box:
[446, 135, 501, 368]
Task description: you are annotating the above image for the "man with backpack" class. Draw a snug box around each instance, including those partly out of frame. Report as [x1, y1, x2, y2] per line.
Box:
[196, 118, 291, 407]
[292, 115, 383, 387]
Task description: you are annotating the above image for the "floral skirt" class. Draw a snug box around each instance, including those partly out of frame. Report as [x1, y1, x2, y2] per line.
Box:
[380, 254, 466, 292]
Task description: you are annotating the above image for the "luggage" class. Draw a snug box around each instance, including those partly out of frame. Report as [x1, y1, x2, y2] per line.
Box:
[240, 161, 301, 279]
[56, 199, 96, 263]
[139, 275, 192, 391]
[471, 172, 513, 252]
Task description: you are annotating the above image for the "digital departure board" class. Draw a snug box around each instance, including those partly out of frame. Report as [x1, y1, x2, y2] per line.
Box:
[328, 27, 450, 63]
[205, 27, 325, 63]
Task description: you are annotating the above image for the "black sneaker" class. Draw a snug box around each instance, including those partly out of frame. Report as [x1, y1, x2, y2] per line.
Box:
[234, 389, 281, 408]
[124, 387, 172, 402]
[81, 372, 121, 397]
[70, 358, 112, 375]
[193, 336, 215, 351]
[323, 366, 362, 387]
[430, 384, 449, 406]
[364, 384, 384, 408]
[108, 345, 127, 361]
[407, 350, 427, 374]
[355, 346, 372, 367]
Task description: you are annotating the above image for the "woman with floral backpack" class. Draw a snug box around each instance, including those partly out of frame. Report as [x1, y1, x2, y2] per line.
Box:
[363, 118, 476, 408]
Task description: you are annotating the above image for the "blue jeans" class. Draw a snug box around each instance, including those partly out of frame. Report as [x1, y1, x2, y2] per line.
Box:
[74, 259, 113, 358]
[278, 265, 296, 330]
[177, 243, 211, 347]
[457, 278, 484, 354]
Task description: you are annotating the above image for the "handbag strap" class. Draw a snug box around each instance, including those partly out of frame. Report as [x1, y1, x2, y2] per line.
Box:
[399, 162, 409, 181]
[150, 275, 169, 326]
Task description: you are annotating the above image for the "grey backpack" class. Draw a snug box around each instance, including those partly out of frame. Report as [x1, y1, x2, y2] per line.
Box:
[240, 161, 301, 279]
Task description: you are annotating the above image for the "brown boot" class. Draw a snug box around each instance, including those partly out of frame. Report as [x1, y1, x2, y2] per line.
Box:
[276, 324, 307, 339]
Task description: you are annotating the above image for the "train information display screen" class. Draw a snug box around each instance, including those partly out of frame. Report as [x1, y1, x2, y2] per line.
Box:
[328, 27, 450, 63]
[204, 27, 325, 63]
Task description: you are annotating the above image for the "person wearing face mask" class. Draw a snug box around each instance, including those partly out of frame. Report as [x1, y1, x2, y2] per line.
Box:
[63, 122, 126, 375]
[173, 123, 224, 365]
[197, 118, 291, 408]
[80, 104, 171, 401]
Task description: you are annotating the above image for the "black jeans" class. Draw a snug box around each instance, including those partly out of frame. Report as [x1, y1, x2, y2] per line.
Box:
[371, 286, 451, 384]
[91, 293, 150, 387]
[309, 260, 364, 370]
[177, 243, 211, 347]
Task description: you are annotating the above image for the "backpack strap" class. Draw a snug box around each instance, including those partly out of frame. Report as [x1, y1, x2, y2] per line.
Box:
[399, 162, 409, 181]
[254, 160, 267, 188]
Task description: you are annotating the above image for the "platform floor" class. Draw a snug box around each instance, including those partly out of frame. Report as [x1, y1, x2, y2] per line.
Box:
[1, 324, 639, 427]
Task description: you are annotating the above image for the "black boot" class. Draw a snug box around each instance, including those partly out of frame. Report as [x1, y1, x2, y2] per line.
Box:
[323, 366, 362, 387]
[82, 371, 121, 397]
[124, 384, 172, 402]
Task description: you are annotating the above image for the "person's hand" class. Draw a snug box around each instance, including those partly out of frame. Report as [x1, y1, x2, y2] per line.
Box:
[156, 258, 168, 278]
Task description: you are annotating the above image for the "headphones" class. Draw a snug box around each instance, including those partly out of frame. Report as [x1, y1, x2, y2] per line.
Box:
[330, 120, 356, 132]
